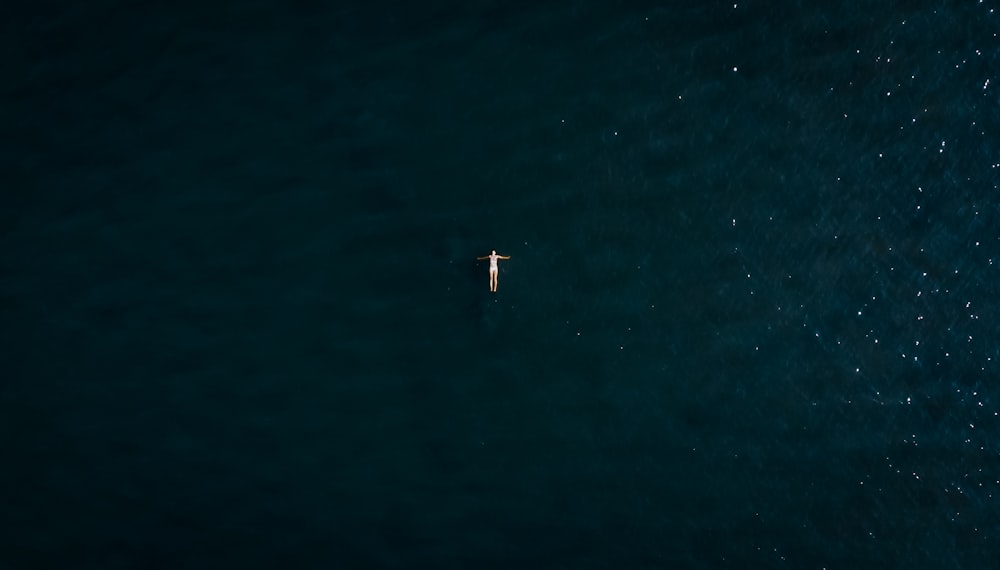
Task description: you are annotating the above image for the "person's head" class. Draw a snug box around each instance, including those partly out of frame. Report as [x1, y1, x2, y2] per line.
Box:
[491, 249, 496, 254]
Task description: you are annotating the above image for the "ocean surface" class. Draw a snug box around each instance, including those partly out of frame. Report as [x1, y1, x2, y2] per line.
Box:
[3, 1, 999, 568]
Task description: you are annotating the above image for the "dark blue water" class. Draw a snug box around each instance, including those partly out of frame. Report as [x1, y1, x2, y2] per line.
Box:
[3, 1, 999, 568]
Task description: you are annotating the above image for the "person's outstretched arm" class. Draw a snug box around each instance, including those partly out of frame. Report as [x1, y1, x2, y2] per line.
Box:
[499, 255, 511, 260]
[476, 255, 489, 260]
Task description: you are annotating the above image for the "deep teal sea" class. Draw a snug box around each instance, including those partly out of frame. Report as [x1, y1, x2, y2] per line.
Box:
[3, 1, 999, 568]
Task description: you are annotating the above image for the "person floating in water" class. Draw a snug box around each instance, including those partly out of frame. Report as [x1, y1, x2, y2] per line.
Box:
[477, 249, 511, 292]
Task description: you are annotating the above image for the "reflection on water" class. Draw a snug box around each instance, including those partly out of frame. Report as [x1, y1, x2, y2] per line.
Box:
[4, 0, 998, 567]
